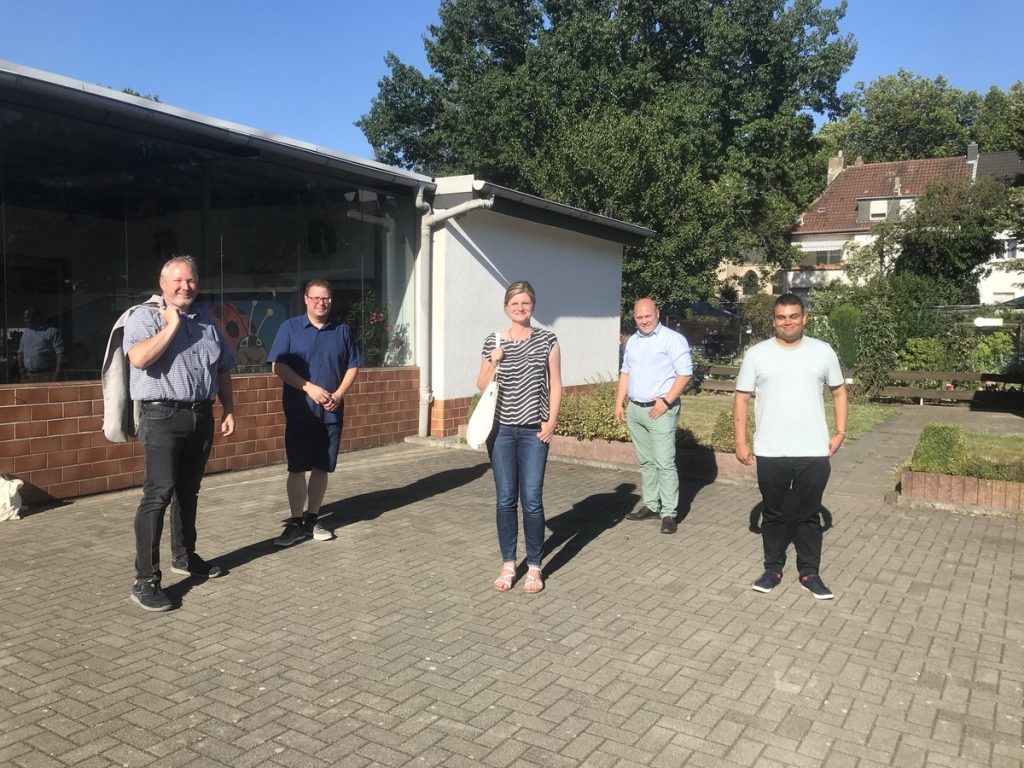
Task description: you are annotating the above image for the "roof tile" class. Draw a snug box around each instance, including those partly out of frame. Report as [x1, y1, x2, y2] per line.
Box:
[792, 156, 971, 235]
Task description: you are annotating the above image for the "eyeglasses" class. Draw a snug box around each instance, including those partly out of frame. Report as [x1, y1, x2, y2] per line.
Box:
[306, 295, 331, 305]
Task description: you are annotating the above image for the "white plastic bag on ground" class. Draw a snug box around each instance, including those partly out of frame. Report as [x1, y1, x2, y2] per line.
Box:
[0, 474, 24, 520]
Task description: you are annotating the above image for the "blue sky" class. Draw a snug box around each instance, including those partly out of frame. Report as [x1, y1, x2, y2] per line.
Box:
[0, 1, 1020, 160]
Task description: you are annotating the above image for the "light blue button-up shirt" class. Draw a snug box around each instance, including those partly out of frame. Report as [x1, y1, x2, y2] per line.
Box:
[620, 323, 693, 402]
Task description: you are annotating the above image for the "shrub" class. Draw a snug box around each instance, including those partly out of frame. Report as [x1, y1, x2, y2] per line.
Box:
[709, 407, 752, 453]
[909, 424, 967, 475]
[854, 293, 898, 396]
[972, 332, 1015, 373]
[829, 303, 861, 369]
[555, 381, 631, 441]
[898, 337, 948, 371]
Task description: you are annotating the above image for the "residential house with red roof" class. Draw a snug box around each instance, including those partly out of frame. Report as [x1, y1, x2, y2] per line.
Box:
[785, 152, 972, 299]
[722, 146, 1024, 305]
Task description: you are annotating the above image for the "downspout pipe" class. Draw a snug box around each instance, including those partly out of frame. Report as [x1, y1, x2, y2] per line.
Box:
[415, 190, 494, 437]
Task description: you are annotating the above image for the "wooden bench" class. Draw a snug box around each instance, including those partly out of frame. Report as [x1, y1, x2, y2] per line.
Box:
[693, 365, 739, 393]
[879, 370, 1024, 406]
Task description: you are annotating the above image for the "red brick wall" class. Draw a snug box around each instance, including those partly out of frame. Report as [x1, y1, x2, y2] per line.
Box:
[431, 395, 474, 437]
[0, 367, 420, 504]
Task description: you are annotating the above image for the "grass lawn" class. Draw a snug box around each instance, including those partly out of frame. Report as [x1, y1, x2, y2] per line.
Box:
[963, 433, 1024, 482]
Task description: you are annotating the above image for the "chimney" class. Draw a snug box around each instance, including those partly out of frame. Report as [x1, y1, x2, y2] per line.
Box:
[893, 175, 901, 196]
[827, 151, 844, 185]
[853, 156, 864, 166]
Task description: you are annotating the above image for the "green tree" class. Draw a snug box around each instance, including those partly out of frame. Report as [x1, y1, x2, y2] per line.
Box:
[816, 71, 1024, 164]
[358, 0, 856, 305]
[739, 292, 776, 342]
[975, 83, 1024, 153]
[870, 178, 1007, 300]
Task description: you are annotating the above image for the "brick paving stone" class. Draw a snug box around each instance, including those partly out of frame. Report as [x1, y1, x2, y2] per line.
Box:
[2, 440, 1023, 767]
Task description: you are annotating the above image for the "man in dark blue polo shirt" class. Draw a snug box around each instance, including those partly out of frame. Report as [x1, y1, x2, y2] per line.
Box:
[267, 280, 361, 546]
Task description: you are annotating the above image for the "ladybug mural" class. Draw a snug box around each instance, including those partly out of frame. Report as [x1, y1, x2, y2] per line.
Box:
[205, 299, 287, 369]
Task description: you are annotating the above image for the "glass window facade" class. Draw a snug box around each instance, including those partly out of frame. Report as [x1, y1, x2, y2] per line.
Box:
[0, 99, 417, 383]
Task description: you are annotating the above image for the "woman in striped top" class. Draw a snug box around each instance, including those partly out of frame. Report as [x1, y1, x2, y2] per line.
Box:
[476, 281, 562, 594]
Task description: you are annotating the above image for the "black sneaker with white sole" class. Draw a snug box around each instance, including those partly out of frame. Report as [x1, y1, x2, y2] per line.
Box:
[170, 553, 222, 578]
[131, 578, 172, 611]
[799, 574, 834, 599]
[752, 570, 783, 593]
[274, 518, 309, 547]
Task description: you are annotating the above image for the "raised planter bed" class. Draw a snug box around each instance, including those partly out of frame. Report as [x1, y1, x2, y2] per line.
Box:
[900, 469, 1024, 513]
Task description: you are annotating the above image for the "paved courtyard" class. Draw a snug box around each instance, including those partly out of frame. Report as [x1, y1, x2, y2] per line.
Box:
[1, 428, 1023, 767]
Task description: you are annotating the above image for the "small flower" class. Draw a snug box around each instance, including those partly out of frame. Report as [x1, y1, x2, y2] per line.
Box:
[369, 311, 384, 325]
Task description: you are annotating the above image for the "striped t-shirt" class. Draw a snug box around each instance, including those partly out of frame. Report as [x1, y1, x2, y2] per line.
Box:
[481, 327, 558, 426]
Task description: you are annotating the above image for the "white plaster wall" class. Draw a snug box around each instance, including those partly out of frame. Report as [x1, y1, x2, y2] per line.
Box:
[975, 232, 1023, 304]
[431, 211, 623, 400]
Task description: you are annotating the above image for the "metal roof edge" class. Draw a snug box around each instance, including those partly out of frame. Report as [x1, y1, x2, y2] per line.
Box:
[464, 178, 655, 239]
[0, 59, 434, 191]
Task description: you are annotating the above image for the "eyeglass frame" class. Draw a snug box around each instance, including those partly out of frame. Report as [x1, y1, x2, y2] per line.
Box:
[305, 294, 332, 305]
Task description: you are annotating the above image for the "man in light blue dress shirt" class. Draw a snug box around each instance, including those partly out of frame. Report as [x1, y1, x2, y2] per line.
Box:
[615, 299, 693, 534]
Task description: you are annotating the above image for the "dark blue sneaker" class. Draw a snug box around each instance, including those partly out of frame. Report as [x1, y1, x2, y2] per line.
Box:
[131, 578, 172, 612]
[799, 574, 834, 600]
[752, 570, 783, 593]
[170, 553, 222, 578]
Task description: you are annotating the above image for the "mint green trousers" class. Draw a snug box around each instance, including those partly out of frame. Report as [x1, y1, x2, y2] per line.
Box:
[626, 401, 680, 518]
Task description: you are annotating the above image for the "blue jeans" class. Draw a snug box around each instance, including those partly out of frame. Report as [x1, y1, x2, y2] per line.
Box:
[488, 424, 549, 568]
[134, 403, 214, 580]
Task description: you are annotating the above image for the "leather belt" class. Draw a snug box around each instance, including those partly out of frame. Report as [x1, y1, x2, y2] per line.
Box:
[142, 400, 213, 411]
[630, 399, 657, 408]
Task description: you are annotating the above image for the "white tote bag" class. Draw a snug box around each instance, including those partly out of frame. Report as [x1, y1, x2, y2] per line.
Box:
[466, 330, 502, 449]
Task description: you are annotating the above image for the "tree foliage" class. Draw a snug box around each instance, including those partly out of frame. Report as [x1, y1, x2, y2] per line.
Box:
[816, 70, 1024, 163]
[358, 0, 856, 305]
[869, 178, 1007, 300]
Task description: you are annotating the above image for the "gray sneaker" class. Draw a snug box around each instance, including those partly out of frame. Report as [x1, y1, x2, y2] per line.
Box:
[274, 519, 309, 547]
[131, 578, 172, 612]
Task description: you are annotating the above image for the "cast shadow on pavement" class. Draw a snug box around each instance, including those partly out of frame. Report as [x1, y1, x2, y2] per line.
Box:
[207, 462, 491, 577]
[747, 502, 834, 533]
[675, 444, 719, 523]
[541, 482, 638, 579]
[321, 462, 491, 527]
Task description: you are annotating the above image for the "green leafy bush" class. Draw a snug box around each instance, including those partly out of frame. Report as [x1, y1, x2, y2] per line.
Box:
[898, 337, 949, 371]
[555, 381, 630, 441]
[972, 332, 1015, 373]
[909, 424, 967, 474]
[709, 407, 752, 453]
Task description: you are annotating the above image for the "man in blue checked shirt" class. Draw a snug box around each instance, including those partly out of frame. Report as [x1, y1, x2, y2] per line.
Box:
[615, 298, 693, 534]
[267, 280, 361, 547]
[124, 255, 236, 611]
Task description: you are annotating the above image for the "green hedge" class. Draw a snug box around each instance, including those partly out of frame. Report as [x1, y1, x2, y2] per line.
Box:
[909, 424, 967, 474]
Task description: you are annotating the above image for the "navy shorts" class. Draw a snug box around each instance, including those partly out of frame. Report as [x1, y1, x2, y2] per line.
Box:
[285, 409, 342, 473]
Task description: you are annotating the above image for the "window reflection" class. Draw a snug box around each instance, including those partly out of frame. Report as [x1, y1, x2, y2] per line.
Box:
[0, 100, 415, 384]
